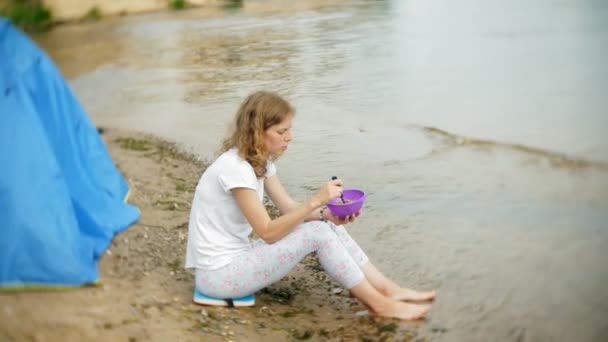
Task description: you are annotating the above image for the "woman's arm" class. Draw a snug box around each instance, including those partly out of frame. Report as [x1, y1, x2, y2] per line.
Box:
[234, 176, 343, 244]
[264, 175, 329, 222]
[265, 175, 361, 225]
[233, 188, 318, 244]
[264, 175, 299, 214]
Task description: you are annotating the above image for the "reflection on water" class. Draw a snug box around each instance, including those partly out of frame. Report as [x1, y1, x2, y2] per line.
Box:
[179, 29, 298, 101]
[34, 0, 608, 341]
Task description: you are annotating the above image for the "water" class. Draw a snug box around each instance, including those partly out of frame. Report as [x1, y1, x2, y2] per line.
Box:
[33, 0, 608, 341]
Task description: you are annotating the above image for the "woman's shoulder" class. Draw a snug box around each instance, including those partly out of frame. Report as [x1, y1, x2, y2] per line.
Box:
[215, 148, 253, 170]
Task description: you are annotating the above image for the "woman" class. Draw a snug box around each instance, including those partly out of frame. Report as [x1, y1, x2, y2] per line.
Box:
[185, 91, 435, 320]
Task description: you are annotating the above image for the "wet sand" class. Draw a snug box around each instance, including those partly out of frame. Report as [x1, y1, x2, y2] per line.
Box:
[0, 128, 437, 342]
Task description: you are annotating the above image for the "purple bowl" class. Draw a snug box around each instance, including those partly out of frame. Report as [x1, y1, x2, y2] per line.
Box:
[326, 188, 366, 218]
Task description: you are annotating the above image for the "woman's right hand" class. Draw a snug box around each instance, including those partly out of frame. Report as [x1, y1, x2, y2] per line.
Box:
[312, 178, 343, 208]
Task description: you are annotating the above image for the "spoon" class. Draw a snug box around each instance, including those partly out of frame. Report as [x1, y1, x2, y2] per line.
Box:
[331, 176, 346, 203]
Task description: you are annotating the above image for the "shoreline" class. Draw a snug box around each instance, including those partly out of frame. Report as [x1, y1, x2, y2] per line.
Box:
[1, 0, 237, 30]
[0, 128, 430, 341]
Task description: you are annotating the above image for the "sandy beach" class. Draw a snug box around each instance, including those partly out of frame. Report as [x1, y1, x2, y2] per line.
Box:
[0, 128, 433, 342]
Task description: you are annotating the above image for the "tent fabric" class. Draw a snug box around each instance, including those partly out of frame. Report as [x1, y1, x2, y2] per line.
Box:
[0, 18, 140, 289]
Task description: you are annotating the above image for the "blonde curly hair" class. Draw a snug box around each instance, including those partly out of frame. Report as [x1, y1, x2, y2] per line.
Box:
[221, 91, 294, 178]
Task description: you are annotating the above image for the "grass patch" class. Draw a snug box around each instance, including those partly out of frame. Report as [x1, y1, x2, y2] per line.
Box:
[115, 137, 153, 151]
[0, 0, 52, 30]
[83, 6, 101, 21]
[175, 183, 188, 192]
[168, 259, 181, 272]
[169, 0, 187, 10]
[222, 0, 243, 10]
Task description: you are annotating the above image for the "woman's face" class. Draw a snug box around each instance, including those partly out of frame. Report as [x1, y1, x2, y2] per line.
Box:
[264, 114, 293, 159]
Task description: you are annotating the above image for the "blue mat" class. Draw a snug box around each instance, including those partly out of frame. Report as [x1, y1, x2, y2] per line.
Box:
[0, 18, 140, 289]
[193, 288, 255, 307]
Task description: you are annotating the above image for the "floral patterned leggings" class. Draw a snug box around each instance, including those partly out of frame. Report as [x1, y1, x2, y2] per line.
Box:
[195, 221, 369, 299]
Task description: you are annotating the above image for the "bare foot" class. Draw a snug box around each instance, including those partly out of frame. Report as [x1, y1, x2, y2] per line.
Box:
[371, 301, 432, 321]
[390, 288, 436, 302]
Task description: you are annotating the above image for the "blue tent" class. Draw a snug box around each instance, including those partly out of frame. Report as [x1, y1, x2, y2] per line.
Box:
[0, 18, 140, 289]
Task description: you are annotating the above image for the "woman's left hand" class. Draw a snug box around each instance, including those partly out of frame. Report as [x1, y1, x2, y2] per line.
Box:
[325, 210, 360, 225]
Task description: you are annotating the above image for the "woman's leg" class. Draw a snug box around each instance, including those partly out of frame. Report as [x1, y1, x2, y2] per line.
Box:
[196, 221, 365, 299]
[349, 279, 432, 320]
[196, 221, 431, 320]
[328, 223, 436, 302]
[360, 263, 436, 302]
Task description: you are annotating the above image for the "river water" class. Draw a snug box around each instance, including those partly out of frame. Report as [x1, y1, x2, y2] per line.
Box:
[33, 0, 608, 341]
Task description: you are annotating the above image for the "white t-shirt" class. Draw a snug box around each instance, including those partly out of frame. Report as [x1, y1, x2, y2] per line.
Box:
[185, 148, 276, 271]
